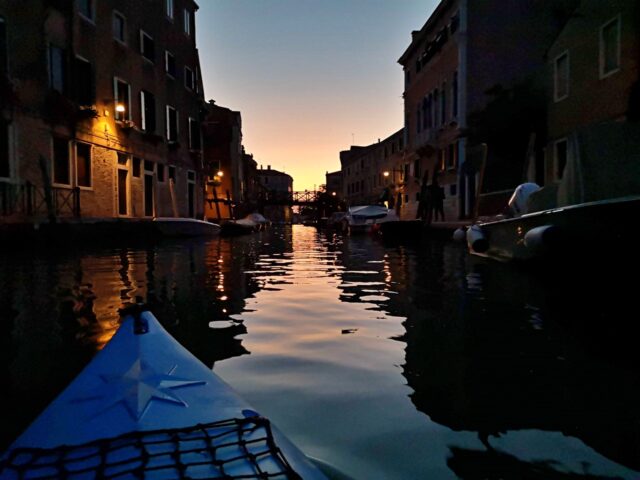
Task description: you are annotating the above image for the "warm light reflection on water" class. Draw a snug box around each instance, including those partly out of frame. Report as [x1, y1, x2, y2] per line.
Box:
[1, 225, 639, 479]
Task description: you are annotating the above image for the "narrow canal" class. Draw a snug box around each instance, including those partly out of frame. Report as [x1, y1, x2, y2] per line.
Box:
[1, 225, 638, 479]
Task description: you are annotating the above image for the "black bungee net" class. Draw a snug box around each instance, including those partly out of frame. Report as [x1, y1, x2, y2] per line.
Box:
[0, 416, 302, 480]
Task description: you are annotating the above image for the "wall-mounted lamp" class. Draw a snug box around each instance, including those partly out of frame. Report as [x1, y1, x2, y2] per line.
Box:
[115, 104, 126, 113]
[217, 170, 224, 177]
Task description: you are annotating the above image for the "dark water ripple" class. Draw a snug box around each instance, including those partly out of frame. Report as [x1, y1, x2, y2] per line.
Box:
[0, 225, 638, 479]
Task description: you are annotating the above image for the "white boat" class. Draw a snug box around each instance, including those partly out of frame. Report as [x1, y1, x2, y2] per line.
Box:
[243, 213, 271, 230]
[342, 205, 399, 234]
[153, 217, 221, 237]
[0, 309, 327, 479]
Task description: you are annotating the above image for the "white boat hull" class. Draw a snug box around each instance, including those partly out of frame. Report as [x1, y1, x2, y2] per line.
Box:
[154, 217, 221, 237]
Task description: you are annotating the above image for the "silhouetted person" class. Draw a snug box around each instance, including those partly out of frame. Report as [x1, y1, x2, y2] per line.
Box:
[430, 174, 445, 221]
[416, 172, 432, 223]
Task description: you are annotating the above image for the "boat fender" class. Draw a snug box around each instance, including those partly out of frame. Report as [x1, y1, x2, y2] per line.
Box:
[466, 225, 489, 253]
[452, 227, 467, 243]
[524, 225, 560, 253]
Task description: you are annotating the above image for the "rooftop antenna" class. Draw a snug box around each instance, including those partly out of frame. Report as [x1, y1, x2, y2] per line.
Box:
[351, 133, 354, 145]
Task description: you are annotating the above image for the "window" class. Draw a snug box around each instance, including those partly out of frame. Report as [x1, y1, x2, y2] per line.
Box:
[0, 17, 7, 77]
[165, 51, 176, 78]
[184, 66, 194, 90]
[49, 45, 66, 93]
[452, 71, 458, 118]
[157, 164, 165, 182]
[554, 138, 568, 180]
[169, 166, 176, 181]
[166, 0, 174, 19]
[416, 106, 421, 134]
[187, 171, 195, 182]
[73, 57, 94, 105]
[450, 184, 457, 196]
[439, 149, 446, 171]
[416, 192, 420, 202]
[140, 30, 155, 63]
[114, 78, 130, 120]
[132, 157, 141, 177]
[166, 106, 178, 142]
[140, 90, 156, 133]
[414, 159, 421, 179]
[78, 0, 95, 22]
[188, 117, 201, 150]
[404, 163, 409, 181]
[450, 11, 460, 34]
[76, 142, 91, 187]
[52, 137, 70, 185]
[184, 9, 192, 36]
[554, 51, 569, 102]
[117, 152, 128, 166]
[113, 11, 126, 43]
[144, 160, 154, 172]
[600, 16, 620, 78]
[1, 121, 9, 178]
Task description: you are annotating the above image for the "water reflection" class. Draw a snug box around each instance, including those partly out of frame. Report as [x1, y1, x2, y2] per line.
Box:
[1, 226, 638, 479]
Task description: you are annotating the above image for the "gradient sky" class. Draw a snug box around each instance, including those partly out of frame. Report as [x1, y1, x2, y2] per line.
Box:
[196, 0, 439, 191]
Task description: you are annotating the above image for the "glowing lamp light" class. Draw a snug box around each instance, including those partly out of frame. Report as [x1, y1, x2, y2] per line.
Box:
[217, 170, 224, 177]
[115, 104, 126, 113]
[383, 171, 390, 177]
[331, 192, 336, 196]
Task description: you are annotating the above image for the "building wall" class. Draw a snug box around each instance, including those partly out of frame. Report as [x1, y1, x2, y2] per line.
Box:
[399, 0, 462, 221]
[1, 0, 205, 223]
[547, 0, 639, 146]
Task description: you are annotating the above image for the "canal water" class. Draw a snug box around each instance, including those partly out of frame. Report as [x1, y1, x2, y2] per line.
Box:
[1, 225, 638, 479]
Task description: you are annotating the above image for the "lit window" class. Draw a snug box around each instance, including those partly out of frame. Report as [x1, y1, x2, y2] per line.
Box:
[554, 51, 569, 102]
[76, 142, 91, 188]
[600, 16, 620, 78]
[113, 11, 126, 43]
[140, 30, 155, 63]
[166, 0, 174, 19]
[166, 106, 178, 142]
[53, 137, 70, 185]
[114, 78, 130, 120]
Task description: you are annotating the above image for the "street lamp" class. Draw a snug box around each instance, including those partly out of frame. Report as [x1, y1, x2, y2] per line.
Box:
[383, 168, 403, 183]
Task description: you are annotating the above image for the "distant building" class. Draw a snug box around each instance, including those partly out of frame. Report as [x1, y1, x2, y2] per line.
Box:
[325, 170, 343, 200]
[1, 0, 206, 223]
[340, 130, 411, 215]
[398, 0, 579, 219]
[202, 101, 243, 220]
[540, 0, 640, 208]
[256, 165, 292, 223]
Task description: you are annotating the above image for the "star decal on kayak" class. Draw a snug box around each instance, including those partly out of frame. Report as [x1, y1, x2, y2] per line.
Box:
[73, 359, 206, 420]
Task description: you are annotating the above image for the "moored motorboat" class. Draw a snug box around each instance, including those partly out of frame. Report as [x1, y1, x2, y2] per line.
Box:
[243, 213, 271, 230]
[153, 217, 221, 237]
[220, 218, 259, 237]
[0, 308, 327, 479]
[341, 205, 399, 234]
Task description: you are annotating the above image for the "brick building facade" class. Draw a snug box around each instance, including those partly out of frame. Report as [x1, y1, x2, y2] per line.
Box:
[1, 0, 205, 223]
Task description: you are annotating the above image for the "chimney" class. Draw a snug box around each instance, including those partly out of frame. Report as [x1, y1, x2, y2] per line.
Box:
[267, 165, 271, 170]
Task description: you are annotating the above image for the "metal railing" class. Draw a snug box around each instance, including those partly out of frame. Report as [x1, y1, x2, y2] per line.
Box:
[0, 182, 80, 219]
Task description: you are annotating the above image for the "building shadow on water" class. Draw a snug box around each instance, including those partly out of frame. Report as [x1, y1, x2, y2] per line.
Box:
[446, 446, 624, 480]
[0, 231, 286, 450]
[335, 235, 640, 474]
